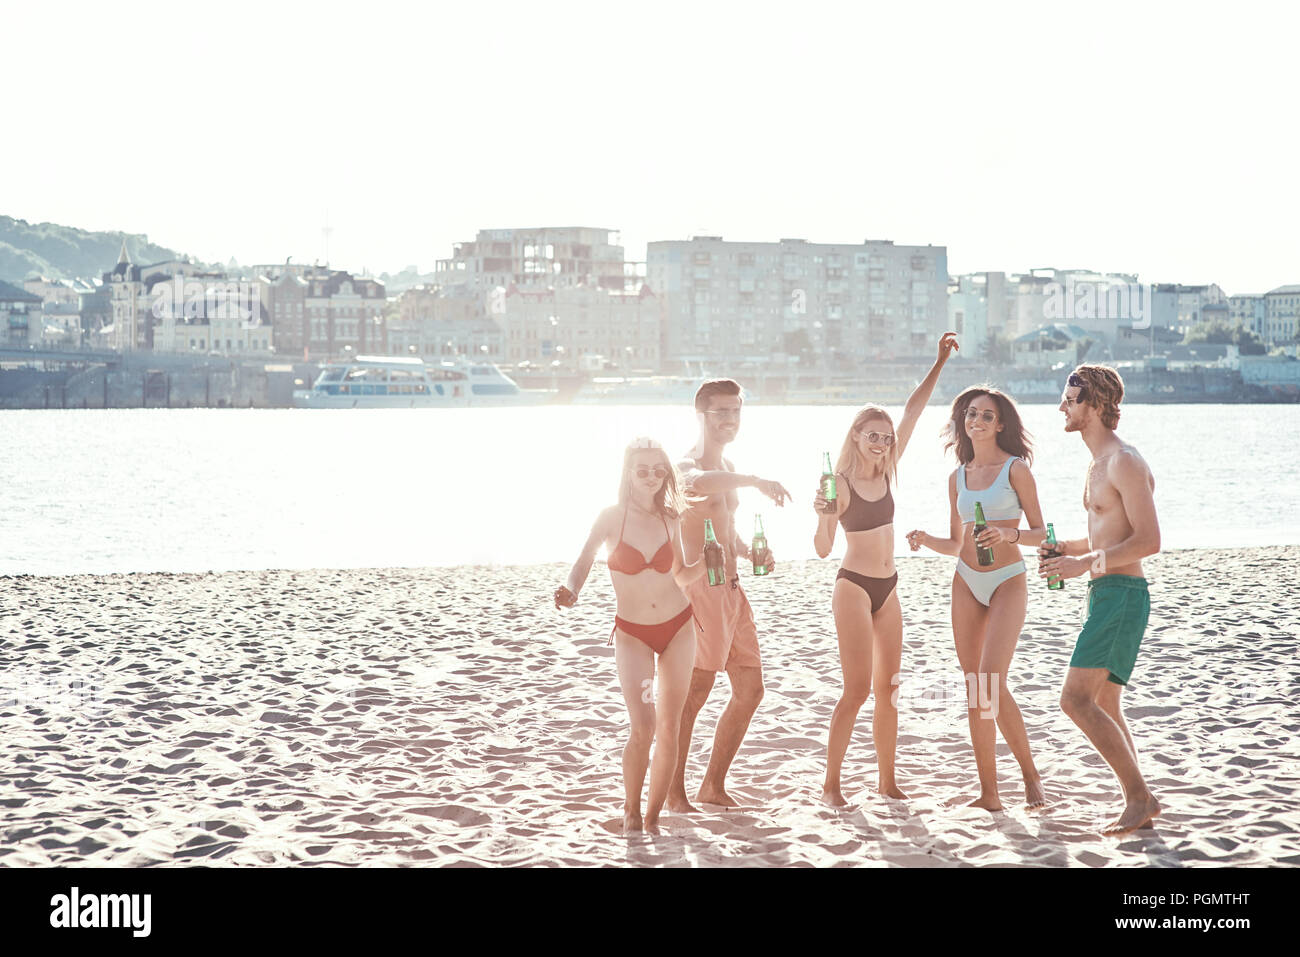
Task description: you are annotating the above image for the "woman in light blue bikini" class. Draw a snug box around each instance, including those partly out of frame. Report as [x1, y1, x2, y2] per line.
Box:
[906, 387, 1049, 810]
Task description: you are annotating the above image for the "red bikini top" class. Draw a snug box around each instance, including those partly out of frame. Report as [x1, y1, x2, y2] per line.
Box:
[608, 507, 674, 575]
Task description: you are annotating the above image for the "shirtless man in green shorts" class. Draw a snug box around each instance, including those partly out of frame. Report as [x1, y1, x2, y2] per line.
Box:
[1037, 364, 1162, 835]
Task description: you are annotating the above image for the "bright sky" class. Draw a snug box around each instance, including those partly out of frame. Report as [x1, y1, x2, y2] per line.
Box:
[5, 1, 1297, 294]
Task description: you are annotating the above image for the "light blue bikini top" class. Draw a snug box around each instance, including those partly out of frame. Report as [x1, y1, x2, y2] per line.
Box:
[956, 457, 1021, 523]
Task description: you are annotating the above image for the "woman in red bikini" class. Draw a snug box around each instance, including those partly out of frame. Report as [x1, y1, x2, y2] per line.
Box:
[813, 332, 959, 807]
[554, 437, 708, 834]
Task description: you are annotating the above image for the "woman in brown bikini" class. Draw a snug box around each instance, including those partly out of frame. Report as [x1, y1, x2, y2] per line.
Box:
[554, 437, 707, 834]
[813, 332, 958, 806]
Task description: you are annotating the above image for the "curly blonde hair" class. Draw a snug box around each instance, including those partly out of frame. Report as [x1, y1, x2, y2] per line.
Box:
[1071, 364, 1124, 430]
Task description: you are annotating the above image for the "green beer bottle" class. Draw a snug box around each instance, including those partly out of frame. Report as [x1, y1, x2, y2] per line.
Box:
[752, 514, 769, 576]
[703, 518, 726, 586]
[973, 501, 995, 567]
[820, 452, 837, 513]
[1045, 522, 1064, 590]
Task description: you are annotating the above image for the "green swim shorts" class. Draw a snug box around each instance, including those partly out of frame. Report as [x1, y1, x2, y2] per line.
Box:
[1069, 575, 1150, 685]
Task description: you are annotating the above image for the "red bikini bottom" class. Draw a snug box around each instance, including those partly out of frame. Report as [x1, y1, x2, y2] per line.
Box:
[609, 604, 699, 655]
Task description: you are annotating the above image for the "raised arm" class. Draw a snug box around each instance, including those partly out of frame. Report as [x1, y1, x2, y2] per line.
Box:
[906, 469, 963, 556]
[895, 332, 958, 459]
[681, 463, 792, 508]
[555, 507, 614, 607]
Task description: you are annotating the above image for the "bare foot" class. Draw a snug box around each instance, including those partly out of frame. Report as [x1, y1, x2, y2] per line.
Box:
[878, 782, 908, 800]
[1102, 793, 1161, 835]
[666, 792, 698, 814]
[1024, 776, 1048, 809]
[623, 810, 643, 834]
[821, 785, 850, 807]
[696, 785, 741, 808]
[643, 815, 661, 835]
[945, 793, 1004, 811]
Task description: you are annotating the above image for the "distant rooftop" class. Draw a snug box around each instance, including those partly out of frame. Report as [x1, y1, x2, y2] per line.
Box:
[0, 279, 42, 302]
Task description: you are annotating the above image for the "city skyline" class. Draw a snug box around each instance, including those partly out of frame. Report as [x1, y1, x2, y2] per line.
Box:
[5, 2, 1298, 295]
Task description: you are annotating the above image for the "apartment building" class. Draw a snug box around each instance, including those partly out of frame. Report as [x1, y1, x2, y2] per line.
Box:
[497, 282, 658, 372]
[434, 227, 637, 307]
[647, 236, 948, 367]
[1151, 283, 1228, 336]
[259, 267, 386, 359]
[1229, 294, 1268, 338]
[0, 279, 43, 347]
[1264, 284, 1300, 343]
[385, 288, 499, 361]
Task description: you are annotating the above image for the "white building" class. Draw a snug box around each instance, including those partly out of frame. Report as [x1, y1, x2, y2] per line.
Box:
[434, 227, 638, 311]
[103, 242, 218, 351]
[1151, 283, 1228, 336]
[1264, 284, 1300, 343]
[496, 281, 659, 372]
[23, 276, 83, 306]
[948, 272, 1013, 352]
[1229, 294, 1268, 338]
[647, 236, 948, 367]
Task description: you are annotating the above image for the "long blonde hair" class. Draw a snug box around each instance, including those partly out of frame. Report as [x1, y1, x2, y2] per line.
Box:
[618, 438, 686, 518]
[834, 405, 899, 486]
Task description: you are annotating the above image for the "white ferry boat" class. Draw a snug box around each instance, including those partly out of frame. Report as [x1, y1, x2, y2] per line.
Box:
[292, 355, 551, 408]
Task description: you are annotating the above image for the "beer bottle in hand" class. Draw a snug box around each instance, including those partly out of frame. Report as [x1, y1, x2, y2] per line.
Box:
[974, 501, 995, 567]
[1045, 522, 1064, 590]
[703, 518, 726, 586]
[820, 452, 837, 513]
[752, 514, 769, 576]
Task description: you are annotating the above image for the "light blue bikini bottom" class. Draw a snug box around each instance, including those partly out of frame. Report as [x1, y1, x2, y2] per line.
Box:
[955, 559, 1027, 606]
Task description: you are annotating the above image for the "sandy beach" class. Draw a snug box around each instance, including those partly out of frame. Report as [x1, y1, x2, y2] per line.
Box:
[1, 546, 1297, 867]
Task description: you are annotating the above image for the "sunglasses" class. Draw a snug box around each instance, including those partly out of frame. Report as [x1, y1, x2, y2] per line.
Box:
[965, 408, 998, 423]
[633, 466, 668, 479]
[857, 430, 894, 446]
[1066, 373, 1088, 401]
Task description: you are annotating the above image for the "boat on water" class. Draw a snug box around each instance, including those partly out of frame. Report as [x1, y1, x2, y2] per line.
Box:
[292, 355, 552, 408]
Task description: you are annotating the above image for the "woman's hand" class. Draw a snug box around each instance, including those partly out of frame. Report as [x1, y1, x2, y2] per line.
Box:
[814, 484, 838, 516]
[553, 585, 577, 609]
[905, 530, 928, 552]
[937, 331, 959, 363]
[974, 525, 1012, 549]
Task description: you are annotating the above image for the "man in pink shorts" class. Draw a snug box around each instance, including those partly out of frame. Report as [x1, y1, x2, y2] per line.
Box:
[668, 379, 791, 811]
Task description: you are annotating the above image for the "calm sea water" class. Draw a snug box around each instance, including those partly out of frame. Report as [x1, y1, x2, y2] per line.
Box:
[2, 404, 1296, 575]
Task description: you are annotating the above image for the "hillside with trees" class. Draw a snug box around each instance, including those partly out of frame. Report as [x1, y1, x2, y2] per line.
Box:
[0, 215, 200, 282]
